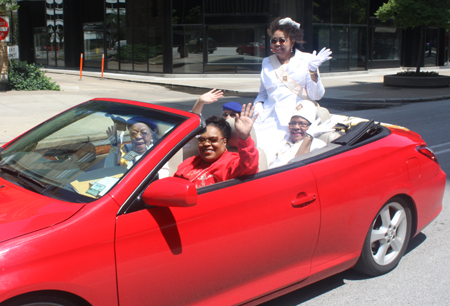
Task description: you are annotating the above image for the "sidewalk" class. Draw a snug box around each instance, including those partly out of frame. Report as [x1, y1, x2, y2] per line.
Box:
[44, 66, 450, 107]
[2, 66, 450, 145]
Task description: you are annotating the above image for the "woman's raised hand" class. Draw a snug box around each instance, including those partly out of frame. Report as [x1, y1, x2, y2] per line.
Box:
[192, 89, 224, 114]
[106, 123, 123, 148]
[199, 88, 223, 105]
[235, 103, 259, 140]
[308, 47, 332, 72]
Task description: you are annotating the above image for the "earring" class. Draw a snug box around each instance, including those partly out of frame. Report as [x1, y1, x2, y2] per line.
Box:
[291, 47, 294, 53]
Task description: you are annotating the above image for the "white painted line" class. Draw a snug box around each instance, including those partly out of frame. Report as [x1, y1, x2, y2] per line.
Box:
[430, 142, 450, 150]
[435, 148, 450, 155]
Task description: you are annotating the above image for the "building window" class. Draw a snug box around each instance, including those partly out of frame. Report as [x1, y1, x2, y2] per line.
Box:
[46, 0, 64, 67]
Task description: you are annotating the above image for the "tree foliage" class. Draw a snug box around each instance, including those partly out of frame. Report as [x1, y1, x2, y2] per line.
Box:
[375, 0, 450, 29]
[376, 0, 450, 72]
[0, 0, 19, 14]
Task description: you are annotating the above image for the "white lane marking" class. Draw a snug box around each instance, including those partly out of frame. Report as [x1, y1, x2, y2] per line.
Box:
[435, 148, 450, 155]
[430, 142, 450, 150]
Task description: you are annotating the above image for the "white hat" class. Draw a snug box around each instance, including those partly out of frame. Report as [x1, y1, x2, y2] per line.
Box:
[291, 102, 316, 124]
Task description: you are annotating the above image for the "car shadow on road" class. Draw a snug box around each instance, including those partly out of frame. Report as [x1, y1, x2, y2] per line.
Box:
[261, 232, 427, 305]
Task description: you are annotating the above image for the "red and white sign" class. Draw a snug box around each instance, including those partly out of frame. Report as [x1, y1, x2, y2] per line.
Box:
[0, 17, 10, 42]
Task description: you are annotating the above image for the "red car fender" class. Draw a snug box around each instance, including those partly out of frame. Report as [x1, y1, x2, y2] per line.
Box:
[0, 196, 120, 306]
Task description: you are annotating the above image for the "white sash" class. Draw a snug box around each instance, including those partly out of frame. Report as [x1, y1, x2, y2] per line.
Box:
[269, 54, 318, 106]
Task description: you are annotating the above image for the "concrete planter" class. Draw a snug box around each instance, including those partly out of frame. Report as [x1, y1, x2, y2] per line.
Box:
[384, 74, 450, 88]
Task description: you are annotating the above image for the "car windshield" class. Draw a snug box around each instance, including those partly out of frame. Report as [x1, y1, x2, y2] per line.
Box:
[0, 100, 188, 203]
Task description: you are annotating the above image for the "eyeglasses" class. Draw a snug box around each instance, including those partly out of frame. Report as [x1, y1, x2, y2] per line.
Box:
[197, 136, 225, 145]
[288, 121, 310, 128]
[221, 112, 237, 118]
[130, 130, 150, 138]
[271, 37, 288, 45]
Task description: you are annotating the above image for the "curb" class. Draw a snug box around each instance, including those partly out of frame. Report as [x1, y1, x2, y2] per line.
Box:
[43, 68, 450, 106]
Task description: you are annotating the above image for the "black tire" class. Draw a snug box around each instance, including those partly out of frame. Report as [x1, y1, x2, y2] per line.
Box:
[354, 197, 412, 276]
[1, 294, 86, 306]
[237, 49, 243, 55]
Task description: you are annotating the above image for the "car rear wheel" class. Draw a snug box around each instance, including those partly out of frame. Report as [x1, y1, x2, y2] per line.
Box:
[354, 197, 412, 276]
[238, 49, 243, 55]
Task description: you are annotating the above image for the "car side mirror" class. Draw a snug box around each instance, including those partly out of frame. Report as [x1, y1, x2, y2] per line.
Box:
[142, 177, 197, 208]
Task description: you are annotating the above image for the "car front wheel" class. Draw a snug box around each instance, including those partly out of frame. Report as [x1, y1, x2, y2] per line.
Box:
[1, 294, 87, 306]
[354, 197, 412, 276]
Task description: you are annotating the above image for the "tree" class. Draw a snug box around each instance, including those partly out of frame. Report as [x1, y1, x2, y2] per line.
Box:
[376, 0, 450, 73]
[0, 0, 18, 14]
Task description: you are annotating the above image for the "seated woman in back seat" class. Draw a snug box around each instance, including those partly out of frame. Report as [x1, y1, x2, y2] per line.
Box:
[174, 104, 259, 188]
[267, 102, 334, 169]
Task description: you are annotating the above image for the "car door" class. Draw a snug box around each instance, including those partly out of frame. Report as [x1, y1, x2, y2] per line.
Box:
[115, 162, 321, 306]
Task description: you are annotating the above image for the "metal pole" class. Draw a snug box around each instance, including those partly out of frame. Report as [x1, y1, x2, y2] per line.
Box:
[79, 53, 83, 81]
[101, 53, 104, 80]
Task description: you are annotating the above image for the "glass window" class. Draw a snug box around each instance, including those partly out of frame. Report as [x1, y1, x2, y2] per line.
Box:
[148, 26, 164, 73]
[173, 25, 203, 73]
[424, 28, 438, 67]
[55, 1, 64, 66]
[313, 26, 331, 72]
[83, 23, 104, 68]
[313, 0, 331, 24]
[351, 0, 367, 25]
[46, 0, 64, 67]
[349, 26, 366, 70]
[106, 2, 121, 70]
[372, 26, 401, 60]
[34, 28, 48, 65]
[173, 0, 203, 24]
[132, 0, 148, 27]
[205, 25, 267, 74]
[332, 0, 350, 24]
[133, 27, 148, 72]
[330, 26, 349, 71]
[0, 101, 188, 203]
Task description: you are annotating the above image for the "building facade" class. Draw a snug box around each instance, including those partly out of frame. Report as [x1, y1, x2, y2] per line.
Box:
[16, 0, 447, 74]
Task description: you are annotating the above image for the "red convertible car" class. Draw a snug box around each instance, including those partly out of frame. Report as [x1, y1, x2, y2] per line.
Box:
[0, 98, 445, 306]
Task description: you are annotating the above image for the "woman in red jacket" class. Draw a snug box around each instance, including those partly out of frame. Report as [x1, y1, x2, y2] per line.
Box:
[175, 104, 259, 188]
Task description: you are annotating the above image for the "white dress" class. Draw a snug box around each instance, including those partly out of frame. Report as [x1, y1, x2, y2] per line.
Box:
[267, 136, 326, 169]
[253, 49, 326, 152]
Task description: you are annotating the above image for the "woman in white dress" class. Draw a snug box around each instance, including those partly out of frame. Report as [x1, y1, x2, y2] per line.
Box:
[253, 17, 332, 152]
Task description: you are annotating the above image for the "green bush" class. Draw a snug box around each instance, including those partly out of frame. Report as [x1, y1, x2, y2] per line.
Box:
[397, 71, 439, 77]
[119, 44, 163, 62]
[8, 60, 61, 91]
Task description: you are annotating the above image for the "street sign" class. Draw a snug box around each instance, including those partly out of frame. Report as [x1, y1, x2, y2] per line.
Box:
[0, 17, 10, 42]
[8, 45, 18, 59]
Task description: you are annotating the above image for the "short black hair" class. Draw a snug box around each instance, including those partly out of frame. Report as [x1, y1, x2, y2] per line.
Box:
[268, 17, 305, 51]
[205, 115, 231, 140]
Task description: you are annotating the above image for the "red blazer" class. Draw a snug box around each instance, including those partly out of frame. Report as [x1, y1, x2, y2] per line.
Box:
[174, 137, 259, 188]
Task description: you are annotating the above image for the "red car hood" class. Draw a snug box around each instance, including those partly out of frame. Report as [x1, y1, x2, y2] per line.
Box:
[0, 181, 85, 243]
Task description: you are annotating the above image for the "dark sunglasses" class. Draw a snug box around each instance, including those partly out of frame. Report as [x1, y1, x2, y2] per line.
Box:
[197, 136, 225, 145]
[221, 112, 237, 118]
[271, 37, 288, 45]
